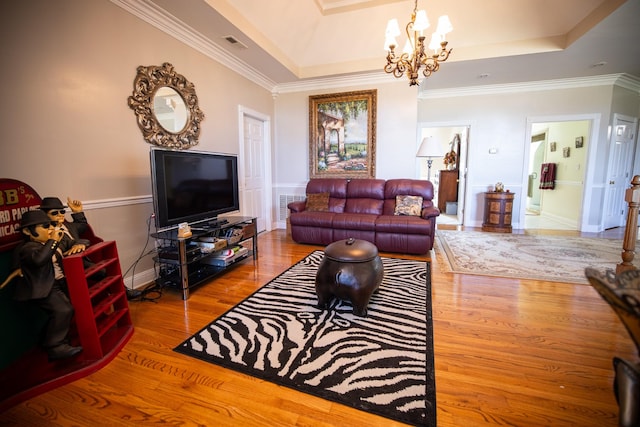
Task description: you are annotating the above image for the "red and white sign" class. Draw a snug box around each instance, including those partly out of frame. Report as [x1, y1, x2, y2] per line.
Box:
[0, 179, 42, 251]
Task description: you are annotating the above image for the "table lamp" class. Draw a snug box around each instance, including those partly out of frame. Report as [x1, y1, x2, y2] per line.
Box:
[416, 136, 444, 181]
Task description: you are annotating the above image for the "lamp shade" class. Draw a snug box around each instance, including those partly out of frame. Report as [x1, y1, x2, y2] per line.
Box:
[385, 19, 401, 37]
[436, 15, 453, 35]
[428, 33, 440, 51]
[416, 137, 444, 158]
[413, 10, 430, 32]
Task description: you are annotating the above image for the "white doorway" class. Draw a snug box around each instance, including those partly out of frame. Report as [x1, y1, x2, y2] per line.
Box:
[527, 131, 546, 214]
[417, 124, 469, 226]
[238, 106, 272, 233]
[603, 114, 638, 229]
[524, 117, 594, 231]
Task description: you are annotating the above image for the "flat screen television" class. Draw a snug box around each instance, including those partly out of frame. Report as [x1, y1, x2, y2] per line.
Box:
[150, 148, 240, 230]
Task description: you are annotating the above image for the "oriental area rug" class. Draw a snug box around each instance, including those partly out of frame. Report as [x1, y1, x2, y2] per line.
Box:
[174, 251, 435, 426]
[436, 230, 636, 284]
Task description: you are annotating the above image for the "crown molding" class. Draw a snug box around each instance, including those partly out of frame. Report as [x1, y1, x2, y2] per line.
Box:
[111, 1, 640, 97]
[614, 74, 640, 94]
[273, 71, 390, 94]
[418, 74, 640, 99]
[110, 0, 276, 91]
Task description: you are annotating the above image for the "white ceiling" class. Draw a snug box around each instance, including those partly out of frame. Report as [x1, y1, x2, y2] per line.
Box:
[140, 0, 640, 90]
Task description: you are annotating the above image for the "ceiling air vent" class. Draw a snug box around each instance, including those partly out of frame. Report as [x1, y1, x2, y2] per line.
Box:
[222, 35, 248, 49]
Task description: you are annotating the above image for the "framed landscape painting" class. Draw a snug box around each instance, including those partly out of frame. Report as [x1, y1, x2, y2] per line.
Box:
[309, 89, 377, 179]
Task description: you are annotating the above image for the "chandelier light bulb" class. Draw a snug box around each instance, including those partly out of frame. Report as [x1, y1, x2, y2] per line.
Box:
[384, 35, 397, 50]
[428, 33, 440, 52]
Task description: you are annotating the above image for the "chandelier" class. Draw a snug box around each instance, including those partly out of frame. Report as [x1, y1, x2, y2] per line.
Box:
[384, 0, 453, 86]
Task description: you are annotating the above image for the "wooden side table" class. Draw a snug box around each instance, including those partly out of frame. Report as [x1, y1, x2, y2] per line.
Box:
[482, 191, 515, 233]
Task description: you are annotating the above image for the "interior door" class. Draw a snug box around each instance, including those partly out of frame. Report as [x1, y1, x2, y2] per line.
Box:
[242, 114, 268, 232]
[417, 125, 469, 226]
[456, 127, 469, 224]
[527, 133, 545, 213]
[603, 115, 637, 229]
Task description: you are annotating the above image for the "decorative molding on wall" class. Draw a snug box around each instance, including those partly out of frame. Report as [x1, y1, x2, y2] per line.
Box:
[553, 180, 585, 187]
[83, 195, 152, 211]
[124, 267, 156, 290]
[274, 185, 306, 229]
[273, 72, 388, 94]
[110, 0, 276, 91]
[418, 74, 640, 100]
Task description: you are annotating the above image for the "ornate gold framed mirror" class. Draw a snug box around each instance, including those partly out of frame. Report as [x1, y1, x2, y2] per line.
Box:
[128, 63, 204, 149]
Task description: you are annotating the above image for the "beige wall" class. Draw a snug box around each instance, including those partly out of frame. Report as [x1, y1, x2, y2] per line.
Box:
[0, 0, 274, 285]
[532, 121, 590, 226]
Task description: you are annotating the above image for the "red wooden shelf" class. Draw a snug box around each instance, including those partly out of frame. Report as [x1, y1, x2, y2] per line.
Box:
[0, 240, 133, 412]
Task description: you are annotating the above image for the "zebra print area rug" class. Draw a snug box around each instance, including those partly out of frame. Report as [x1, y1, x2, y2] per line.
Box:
[174, 251, 435, 426]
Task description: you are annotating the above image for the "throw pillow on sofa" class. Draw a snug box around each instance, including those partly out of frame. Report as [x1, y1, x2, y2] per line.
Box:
[394, 195, 423, 216]
[306, 192, 330, 212]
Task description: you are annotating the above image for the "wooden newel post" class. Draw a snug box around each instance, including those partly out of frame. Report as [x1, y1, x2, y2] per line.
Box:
[617, 175, 640, 275]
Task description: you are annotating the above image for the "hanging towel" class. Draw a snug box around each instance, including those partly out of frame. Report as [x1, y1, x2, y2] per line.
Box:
[539, 163, 556, 190]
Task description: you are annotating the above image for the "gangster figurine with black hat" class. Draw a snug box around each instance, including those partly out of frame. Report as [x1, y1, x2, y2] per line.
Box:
[14, 210, 83, 361]
[40, 196, 106, 279]
[39, 196, 90, 254]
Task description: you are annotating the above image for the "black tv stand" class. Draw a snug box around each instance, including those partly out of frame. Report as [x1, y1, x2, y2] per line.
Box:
[152, 216, 257, 300]
[207, 218, 228, 228]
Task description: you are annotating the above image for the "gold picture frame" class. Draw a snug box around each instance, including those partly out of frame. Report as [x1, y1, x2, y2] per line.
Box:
[309, 90, 377, 179]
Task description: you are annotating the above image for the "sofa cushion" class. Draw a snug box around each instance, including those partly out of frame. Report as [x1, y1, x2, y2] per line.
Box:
[375, 215, 432, 234]
[344, 199, 384, 215]
[332, 213, 377, 231]
[346, 179, 385, 199]
[306, 179, 347, 213]
[306, 192, 330, 212]
[344, 179, 385, 214]
[383, 179, 434, 216]
[289, 211, 335, 227]
[394, 195, 423, 216]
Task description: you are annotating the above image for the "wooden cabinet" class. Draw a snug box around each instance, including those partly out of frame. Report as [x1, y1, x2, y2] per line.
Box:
[438, 170, 459, 212]
[482, 192, 515, 233]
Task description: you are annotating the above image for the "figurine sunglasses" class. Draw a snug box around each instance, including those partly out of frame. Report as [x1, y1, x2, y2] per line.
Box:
[38, 222, 58, 229]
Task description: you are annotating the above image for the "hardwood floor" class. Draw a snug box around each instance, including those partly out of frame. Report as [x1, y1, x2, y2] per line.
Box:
[1, 226, 635, 426]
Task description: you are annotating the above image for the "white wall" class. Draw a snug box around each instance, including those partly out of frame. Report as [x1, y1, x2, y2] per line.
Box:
[273, 77, 639, 231]
[272, 80, 419, 227]
[417, 82, 639, 230]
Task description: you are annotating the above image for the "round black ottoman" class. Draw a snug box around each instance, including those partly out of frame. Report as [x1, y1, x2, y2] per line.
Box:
[315, 238, 384, 317]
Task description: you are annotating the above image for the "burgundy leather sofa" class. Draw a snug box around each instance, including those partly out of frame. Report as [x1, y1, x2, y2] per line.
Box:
[287, 178, 439, 254]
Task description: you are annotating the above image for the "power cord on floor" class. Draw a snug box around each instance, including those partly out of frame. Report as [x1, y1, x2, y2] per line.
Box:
[122, 213, 162, 302]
